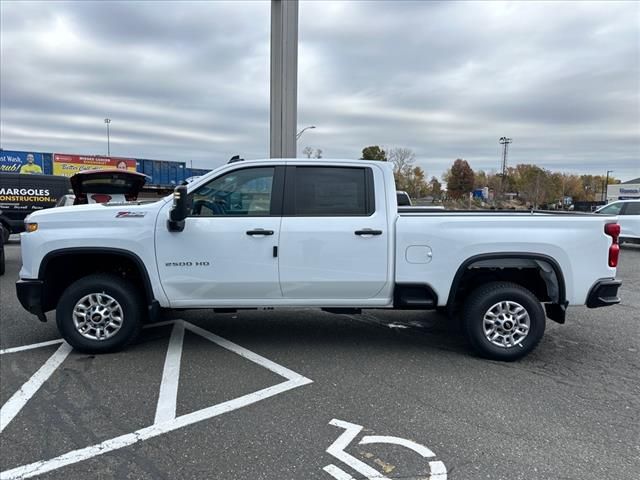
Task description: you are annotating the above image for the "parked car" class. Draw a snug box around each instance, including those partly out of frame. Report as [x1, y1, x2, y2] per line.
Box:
[595, 199, 640, 244]
[0, 173, 71, 241]
[17, 159, 622, 361]
[69, 169, 148, 205]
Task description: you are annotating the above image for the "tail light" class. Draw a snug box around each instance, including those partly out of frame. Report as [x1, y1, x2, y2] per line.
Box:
[604, 223, 620, 267]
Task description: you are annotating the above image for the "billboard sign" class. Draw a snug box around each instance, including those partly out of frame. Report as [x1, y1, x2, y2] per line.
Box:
[0, 150, 45, 174]
[53, 154, 137, 177]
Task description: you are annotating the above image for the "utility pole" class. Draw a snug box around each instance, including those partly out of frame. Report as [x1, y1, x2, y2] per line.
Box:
[104, 118, 111, 156]
[603, 170, 613, 202]
[498, 136, 512, 197]
[270, 0, 298, 158]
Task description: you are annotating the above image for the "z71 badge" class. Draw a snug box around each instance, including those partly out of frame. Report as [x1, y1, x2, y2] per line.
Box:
[116, 211, 147, 218]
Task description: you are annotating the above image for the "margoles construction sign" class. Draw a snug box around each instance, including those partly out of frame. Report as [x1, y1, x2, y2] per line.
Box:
[0, 187, 57, 203]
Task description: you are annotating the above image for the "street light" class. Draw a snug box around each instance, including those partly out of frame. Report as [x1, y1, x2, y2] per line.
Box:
[104, 118, 112, 156]
[296, 125, 315, 140]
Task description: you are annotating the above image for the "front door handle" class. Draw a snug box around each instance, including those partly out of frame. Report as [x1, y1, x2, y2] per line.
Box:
[354, 229, 383, 236]
[246, 229, 274, 236]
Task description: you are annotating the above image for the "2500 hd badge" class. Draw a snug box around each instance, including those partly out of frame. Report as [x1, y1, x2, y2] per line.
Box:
[165, 261, 210, 267]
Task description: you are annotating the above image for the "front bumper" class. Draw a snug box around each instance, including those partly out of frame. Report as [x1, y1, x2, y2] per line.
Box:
[586, 279, 622, 308]
[16, 279, 47, 321]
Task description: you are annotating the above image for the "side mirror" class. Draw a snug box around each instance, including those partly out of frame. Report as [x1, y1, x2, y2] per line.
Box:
[167, 185, 188, 232]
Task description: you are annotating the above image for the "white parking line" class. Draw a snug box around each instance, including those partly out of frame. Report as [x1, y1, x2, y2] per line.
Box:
[0, 342, 72, 433]
[154, 321, 185, 424]
[0, 320, 313, 480]
[0, 339, 64, 355]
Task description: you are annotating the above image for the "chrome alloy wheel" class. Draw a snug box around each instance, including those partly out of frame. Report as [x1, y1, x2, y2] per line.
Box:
[483, 300, 530, 348]
[72, 293, 124, 341]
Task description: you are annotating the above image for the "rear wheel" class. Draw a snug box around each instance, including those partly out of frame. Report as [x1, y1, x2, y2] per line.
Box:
[56, 273, 143, 353]
[1, 225, 9, 243]
[462, 282, 545, 361]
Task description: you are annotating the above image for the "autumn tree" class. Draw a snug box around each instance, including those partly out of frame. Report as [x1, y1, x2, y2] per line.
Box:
[361, 145, 387, 161]
[446, 159, 475, 199]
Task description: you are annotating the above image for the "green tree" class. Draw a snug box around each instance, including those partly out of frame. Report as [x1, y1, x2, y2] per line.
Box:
[361, 145, 387, 161]
[446, 159, 475, 199]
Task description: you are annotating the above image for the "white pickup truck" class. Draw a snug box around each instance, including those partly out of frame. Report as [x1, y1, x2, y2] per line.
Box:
[16, 159, 622, 361]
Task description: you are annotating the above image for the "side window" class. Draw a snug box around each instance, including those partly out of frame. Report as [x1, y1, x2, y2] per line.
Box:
[293, 167, 372, 216]
[623, 202, 640, 215]
[190, 167, 274, 217]
[598, 203, 623, 215]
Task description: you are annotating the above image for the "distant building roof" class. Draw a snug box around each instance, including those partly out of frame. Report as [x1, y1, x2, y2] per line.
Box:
[622, 177, 640, 184]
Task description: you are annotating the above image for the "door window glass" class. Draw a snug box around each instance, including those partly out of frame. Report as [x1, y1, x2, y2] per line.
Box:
[190, 167, 274, 216]
[623, 202, 640, 215]
[294, 167, 370, 215]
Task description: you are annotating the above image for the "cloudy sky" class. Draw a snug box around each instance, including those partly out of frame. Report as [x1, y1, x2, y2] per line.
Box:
[1, 1, 638, 179]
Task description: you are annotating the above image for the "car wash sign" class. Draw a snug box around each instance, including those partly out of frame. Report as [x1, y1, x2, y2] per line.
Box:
[0, 150, 45, 174]
[53, 154, 137, 177]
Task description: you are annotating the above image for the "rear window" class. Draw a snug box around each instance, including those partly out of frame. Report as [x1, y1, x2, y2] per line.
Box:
[76, 174, 143, 194]
[293, 167, 372, 216]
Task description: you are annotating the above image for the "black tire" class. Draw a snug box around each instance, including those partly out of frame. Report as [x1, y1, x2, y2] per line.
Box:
[0, 245, 5, 276]
[462, 281, 545, 361]
[56, 273, 143, 353]
[1, 226, 9, 244]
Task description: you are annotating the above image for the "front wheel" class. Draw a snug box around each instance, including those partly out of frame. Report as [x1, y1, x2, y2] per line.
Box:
[56, 273, 143, 353]
[462, 282, 545, 361]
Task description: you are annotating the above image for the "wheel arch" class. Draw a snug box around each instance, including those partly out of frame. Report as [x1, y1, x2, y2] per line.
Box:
[447, 252, 567, 322]
[38, 247, 156, 314]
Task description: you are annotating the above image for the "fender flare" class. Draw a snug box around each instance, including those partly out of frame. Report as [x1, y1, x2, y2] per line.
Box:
[447, 252, 567, 309]
[38, 247, 156, 304]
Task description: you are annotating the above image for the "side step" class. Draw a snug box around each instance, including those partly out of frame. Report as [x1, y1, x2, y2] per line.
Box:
[394, 285, 437, 309]
[322, 308, 362, 315]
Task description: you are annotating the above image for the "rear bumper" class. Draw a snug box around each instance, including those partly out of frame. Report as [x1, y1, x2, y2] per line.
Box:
[16, 279, 47, 321]
[586, 279, 622, 308]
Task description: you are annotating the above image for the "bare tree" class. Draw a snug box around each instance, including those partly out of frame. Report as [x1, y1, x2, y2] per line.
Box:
[302, 146, 314, 158]
[388, 147, 416, 176]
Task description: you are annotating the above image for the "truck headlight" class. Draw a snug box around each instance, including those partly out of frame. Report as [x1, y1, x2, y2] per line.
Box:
[25, 223, 38, 233]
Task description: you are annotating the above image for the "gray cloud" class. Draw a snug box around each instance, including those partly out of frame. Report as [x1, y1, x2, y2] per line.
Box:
[1, 0, 638, 179]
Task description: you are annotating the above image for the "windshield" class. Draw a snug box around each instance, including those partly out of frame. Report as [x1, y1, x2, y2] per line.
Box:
[597, 203, 623, 215]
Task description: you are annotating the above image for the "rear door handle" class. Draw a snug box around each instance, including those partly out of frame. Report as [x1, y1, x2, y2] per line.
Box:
[246, 229, 274, 236]
[354, 229, 383, 236]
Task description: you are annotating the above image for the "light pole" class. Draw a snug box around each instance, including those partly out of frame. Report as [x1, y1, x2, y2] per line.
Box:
[603, 170, 613, 202]
[296, 125, 316, 140]
[104, 118, 111, 156]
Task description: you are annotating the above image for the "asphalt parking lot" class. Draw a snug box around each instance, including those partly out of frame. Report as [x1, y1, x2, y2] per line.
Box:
[1, 237, 639, 480]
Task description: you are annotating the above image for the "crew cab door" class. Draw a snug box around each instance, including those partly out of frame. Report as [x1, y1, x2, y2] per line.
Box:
[278, 165, 390, 300]
[155, 166, 284, 305]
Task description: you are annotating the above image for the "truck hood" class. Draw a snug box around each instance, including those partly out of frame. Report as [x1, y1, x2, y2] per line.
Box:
[26, 198, 168, 224]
